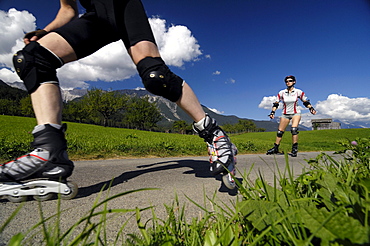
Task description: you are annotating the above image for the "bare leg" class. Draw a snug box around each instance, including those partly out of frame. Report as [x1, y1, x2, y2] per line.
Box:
[129, 41, 160, 64]
[290, 115, 301, 144]
[31, 33, 77, 125]
[31, 84, 63, 125]
[129, 41, 206, 122]
[275, 117, 290, 145]
[175, 82, 205, 122]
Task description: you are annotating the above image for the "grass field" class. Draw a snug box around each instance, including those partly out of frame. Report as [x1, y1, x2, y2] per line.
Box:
[0, 115, 369, 162]
[1, 115, 370, 245]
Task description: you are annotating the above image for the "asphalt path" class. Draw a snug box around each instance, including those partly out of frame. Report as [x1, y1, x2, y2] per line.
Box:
[0, 151, 336, 245]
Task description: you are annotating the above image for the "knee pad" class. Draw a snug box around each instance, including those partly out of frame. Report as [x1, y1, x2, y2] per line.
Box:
[277, 130, 284, 137]
[291, 127, 299, 135]
[137, 57, 184, 102]
[13, 41, 64, 94]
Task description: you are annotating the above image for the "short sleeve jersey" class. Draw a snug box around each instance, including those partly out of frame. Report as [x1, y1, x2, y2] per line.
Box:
[276, 88, 307, 114]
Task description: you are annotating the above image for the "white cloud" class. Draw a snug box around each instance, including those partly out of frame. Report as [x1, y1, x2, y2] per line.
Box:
[213, 70, 221, 75]
[259, 94, 370, 128]
[225, 78, 235, 84]
[134, 87, 146, 91]
[148, 17, 202, 67]
[209, 108, 224, 114]
[0, 68, 20, 82]
[0, 9, 202, 89]
[258, 96, 277, 109]
[315, 94, 370, 122]
[57, 41, 136, 89]
[0, 9, 35, 55]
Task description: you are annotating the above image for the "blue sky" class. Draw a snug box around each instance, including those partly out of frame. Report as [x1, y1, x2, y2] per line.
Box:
[0, 0, 369, 126]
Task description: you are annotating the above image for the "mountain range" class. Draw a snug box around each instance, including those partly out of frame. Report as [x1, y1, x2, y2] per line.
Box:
[114, 88, 289, 132]
[2, 80, 368, 131]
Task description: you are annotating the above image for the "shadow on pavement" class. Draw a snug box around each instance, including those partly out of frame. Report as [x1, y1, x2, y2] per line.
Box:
[77, 159, 240, 198]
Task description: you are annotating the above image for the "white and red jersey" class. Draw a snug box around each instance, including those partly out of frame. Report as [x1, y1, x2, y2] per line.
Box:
[276, 88, 308, 114]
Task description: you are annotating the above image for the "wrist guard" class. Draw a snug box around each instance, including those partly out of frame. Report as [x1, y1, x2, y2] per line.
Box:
[303, 100, 311, 107]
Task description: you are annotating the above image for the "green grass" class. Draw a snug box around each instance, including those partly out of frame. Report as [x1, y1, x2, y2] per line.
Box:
[0, 115, 369, 162]
[232, 127, 370, 154]
[1, 137, 370, 245]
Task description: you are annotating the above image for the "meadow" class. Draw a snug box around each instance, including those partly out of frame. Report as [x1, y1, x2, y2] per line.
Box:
[1, 115, 370, 245]
[1, 115, 368, 162]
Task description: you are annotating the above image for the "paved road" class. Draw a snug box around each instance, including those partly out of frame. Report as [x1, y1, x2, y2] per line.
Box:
[0, 151, 335, 245]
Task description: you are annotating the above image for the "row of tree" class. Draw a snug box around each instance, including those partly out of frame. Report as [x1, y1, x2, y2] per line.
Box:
[0, 86, 163, 130]
[62, 89, 162, 130]
[171, 119, 264, 134]
[1, 82, 263, 133]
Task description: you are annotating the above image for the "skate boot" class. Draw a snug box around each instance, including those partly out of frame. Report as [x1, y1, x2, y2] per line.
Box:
[193, 115, 237, 189]
[0, 124, 78, 202]
[266, 143, 280, 155]
[291, 143, 298, 157]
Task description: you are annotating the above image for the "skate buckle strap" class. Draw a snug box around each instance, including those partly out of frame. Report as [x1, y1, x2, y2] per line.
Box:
[210, 134, 233, 164]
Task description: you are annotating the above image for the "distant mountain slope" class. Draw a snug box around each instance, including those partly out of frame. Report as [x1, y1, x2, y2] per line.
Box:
[116, 89, 279, 131]
[0, 79, 27, 100]
[2, 82, 340, 131]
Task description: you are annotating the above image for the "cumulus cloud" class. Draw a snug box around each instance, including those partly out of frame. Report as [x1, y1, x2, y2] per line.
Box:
[0, 9, 35, 54]
[0, 68, 20, 82]
[213, 70, 221, 75]
[148, 17, 202, 67]
[58, 41, 135, 89]
[258, 96, 277, 110]
[259, 94, 370, 128]
[315, 94, 370, 122]
[0, 9, 202, 89]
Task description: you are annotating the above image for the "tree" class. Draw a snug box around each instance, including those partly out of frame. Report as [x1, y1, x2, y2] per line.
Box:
[123, 96, 162, 130]
[0, 99, 14, 115]
[82, 88, 128, 127]
[221, 119, 260, 133]
[19, 96, 34, 117]
[237, 119, 257, 132]
[173, 120, 191, 134]
[63, 100, 90, 123]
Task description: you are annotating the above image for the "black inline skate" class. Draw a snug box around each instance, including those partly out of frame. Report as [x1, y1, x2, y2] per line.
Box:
[0, 124, 78, 202]
[290, 143, 298, 157]
[193, 115, 237, 189]
[266, 143, 280, 155]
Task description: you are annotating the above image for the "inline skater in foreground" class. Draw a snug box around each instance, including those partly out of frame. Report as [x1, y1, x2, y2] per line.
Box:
[0, 0, 237, 202]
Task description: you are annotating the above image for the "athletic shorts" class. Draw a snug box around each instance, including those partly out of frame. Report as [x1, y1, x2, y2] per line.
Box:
[53, 0, 156, 59]
[281, 113, 301, 120]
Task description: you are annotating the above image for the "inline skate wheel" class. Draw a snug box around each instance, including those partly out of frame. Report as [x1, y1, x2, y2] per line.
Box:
[33, 193, 54, 202]
[60, 181, 78, 200]
[5, 195, 27, 203]
[222, 173, 236, 190]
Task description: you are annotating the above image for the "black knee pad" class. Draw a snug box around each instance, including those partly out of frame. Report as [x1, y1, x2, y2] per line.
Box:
[291, 127, 299, 135]
[136, 57, 184, 102]
[277, 130, 284, 137]
[13, 41, 64, 94]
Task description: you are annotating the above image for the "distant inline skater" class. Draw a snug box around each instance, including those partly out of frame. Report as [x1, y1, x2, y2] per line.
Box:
[266, 75, 316, 157]
[0, 0, 237, 202]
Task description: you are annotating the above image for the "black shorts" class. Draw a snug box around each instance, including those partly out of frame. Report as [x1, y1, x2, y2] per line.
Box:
[53, 0, 156, 59]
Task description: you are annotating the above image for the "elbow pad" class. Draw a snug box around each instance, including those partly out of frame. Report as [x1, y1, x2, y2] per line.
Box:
[272, 102, 279, 108]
